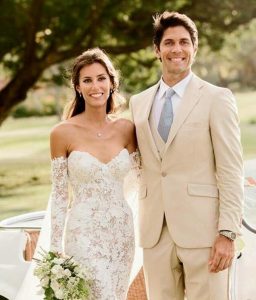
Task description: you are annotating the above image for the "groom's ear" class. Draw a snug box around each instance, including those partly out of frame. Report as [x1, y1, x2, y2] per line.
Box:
[154, 44, 159, 57]
[154, 44, 162, 62]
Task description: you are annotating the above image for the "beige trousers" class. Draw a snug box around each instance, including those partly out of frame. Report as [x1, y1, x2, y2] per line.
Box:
[143, 224, 230, 300]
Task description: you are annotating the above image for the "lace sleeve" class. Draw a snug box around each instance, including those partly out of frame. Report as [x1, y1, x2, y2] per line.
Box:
[129, 150, 141, 169]
[125, 150, 142, 193]
[50, 157, 69, 253]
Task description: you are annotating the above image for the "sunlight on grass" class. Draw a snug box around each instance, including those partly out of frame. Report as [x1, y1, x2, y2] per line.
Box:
[240, 124, 256, 159]
[236, 91, 256, 123]
[0, 184, 51, 219]
[0, 116, 58, 219]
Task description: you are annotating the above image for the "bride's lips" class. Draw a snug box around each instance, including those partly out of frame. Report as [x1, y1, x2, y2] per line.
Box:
[89, 93, 104, 98]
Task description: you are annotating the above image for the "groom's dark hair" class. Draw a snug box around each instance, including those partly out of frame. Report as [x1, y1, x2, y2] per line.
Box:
[153, 11, 198, 50]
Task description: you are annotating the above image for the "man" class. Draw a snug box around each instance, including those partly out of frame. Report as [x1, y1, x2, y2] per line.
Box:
[130, 11, 243, 300]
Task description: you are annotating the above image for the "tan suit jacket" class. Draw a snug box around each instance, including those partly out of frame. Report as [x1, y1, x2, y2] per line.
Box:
[130, 74, 244, 249]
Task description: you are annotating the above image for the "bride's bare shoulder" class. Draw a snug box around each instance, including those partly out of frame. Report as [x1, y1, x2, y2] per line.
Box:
[51, 121, 73, 137]
[113, 118, 136, 148]
[50, 119, 80, 151]
[113, 117, 135, 132]
[50, 115, 83, 136]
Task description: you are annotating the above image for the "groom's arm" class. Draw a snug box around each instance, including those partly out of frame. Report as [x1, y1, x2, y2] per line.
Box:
[208, 88, 243, 272]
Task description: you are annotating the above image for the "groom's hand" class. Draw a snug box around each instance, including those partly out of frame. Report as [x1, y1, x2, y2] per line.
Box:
[208, 235, 235, 273]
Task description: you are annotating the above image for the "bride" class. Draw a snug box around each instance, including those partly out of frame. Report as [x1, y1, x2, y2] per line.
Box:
[16, 48, 141, 300]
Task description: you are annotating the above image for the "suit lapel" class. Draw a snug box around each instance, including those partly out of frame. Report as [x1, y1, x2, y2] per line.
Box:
[164, 75, 204, 151]
[138, 82, 161, 161]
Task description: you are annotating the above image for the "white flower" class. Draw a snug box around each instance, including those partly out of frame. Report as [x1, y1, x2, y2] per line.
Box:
[50, 279, 60, 291]
[64, 269, 72, 277]
[41, 277, 49, 287]
[51, 264, 64, 275]
[52, 257, 65, 265]
[55, 288, 64, 299]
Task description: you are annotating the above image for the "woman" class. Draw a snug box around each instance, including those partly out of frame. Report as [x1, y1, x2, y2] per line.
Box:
[16, 48, 141, 300]
[50, 48, 140, 299]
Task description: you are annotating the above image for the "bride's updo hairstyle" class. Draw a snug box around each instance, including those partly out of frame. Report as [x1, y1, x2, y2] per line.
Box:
[64, 48, 120, 119]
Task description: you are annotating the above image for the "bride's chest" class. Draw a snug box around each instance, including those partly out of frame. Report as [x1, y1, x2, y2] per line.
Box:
[67, 150, 131, 183]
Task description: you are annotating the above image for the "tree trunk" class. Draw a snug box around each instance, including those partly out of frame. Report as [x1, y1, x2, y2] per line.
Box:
[0, 62, 44, 125]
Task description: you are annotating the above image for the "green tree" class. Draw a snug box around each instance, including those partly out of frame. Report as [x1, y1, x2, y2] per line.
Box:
[0, 0, 255, 124]
[192, 18, 256, 90]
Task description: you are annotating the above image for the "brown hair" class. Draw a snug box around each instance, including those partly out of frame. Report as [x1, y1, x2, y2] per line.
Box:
[64, 48, 120, 119]
[153, 11, 198, 50]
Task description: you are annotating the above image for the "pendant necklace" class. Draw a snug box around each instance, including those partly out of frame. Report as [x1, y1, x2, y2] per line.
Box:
[96, 116, 110, 138]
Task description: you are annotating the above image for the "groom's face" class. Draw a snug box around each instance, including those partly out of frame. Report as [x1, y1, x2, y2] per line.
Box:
[155, 25, 197, 83]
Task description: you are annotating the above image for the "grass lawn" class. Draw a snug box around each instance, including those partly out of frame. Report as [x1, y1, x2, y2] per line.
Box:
[0, 116, 58, 219]
[0, 91, 255, 220]
[236, 91, 256, 159]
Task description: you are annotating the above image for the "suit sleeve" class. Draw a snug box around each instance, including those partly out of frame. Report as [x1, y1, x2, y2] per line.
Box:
[210, 88, 244, 235]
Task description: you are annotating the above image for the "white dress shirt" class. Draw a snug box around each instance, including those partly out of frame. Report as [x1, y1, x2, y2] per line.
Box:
[152, 72, 193, 127]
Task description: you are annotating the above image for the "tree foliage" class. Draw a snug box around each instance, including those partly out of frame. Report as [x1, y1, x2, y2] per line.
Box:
[193, 18, 256, 91]
[0, 0, 255, 124]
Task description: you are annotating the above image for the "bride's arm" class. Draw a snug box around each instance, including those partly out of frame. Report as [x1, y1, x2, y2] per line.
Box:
[122, 118, 142, 192]
[124, 120, 142, 176]
[50, 124, 69, 253]
[50, 157, 68, 253]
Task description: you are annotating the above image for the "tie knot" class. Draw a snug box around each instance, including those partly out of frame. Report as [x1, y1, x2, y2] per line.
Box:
[166, 88, 175, 99]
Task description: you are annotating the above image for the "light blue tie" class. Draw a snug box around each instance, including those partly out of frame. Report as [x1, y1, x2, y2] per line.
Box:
[158, 88, 175, 142]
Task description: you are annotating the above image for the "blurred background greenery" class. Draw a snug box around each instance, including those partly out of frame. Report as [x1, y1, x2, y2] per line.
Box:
[0, 0, 255, 219]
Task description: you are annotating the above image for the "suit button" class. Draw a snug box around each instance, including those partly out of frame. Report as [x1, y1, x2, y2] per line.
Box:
[161, 172, 167, 177]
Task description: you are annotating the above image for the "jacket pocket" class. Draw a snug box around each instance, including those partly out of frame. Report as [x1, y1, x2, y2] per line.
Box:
[187, 183, 219, 198]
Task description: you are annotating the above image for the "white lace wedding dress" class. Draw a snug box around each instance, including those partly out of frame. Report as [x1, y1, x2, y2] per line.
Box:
[15, 148, 141, 300]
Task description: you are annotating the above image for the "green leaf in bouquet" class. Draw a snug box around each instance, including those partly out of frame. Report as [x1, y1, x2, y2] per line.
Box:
[44, 286, 56, 300]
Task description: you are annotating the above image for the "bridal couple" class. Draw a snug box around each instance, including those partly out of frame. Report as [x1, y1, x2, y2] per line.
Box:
[16, 11, 243, 300]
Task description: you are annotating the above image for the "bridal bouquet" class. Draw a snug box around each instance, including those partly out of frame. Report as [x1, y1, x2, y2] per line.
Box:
[34, 249, 92, 300]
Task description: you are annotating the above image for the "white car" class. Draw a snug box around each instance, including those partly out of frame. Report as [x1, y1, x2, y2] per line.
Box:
[0, 211, 45, 300]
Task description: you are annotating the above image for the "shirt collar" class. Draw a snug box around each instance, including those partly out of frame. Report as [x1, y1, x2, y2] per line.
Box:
[158, 72, 193, 99]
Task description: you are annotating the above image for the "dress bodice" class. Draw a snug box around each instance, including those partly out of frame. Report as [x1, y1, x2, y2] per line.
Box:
[68, 148, 131, 182]
[68, 149, 131, 207]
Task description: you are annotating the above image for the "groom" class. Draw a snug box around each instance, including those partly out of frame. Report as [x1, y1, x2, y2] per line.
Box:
[130, 11, 243, 300]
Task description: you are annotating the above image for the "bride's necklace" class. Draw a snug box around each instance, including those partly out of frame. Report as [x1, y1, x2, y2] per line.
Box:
[94, 116, 110, 138]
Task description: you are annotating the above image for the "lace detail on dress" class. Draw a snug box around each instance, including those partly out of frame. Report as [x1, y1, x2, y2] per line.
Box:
[50, 157, 68, 253]
[49, 149, 136, 300]
[124, 150, 142, 198]
[129, 150, 142, 174]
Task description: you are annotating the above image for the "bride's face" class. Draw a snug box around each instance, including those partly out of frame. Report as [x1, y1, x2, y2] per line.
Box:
[76, 62, 113, 110]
